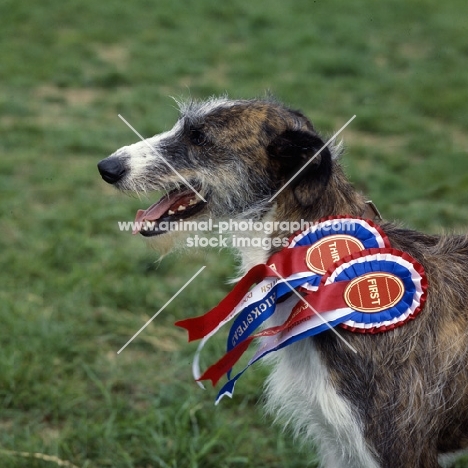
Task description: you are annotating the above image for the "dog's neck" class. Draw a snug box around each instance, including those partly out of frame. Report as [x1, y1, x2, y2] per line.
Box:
[278, 161, 368, 222]
[235, 161, 369, 275]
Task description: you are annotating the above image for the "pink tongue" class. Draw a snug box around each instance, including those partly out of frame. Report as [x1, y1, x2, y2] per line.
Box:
[135, 195, 173, 223]
[133, 190, 194, 234]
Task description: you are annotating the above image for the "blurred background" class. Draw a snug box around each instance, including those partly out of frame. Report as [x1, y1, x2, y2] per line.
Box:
[1, 0, 468, 466]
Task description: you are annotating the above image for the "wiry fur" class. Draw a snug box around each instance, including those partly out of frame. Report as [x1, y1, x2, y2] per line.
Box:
[98, 97, 468, 468]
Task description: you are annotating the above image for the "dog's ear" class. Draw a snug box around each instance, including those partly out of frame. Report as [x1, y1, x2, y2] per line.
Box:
[267, 129, 332, 206]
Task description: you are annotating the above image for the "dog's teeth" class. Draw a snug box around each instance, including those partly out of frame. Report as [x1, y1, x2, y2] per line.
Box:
[188, 199, 197, 206]
[178, 205, 186, 211]
[168, 210, 175, 215]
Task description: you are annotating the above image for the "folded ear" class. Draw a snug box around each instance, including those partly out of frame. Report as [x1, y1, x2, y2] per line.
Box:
[267, 129, 332, 206]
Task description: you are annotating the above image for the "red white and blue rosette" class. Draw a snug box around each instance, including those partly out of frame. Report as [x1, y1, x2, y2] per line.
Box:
[329, 248, 428, 333]
[287, 216, 390, 291]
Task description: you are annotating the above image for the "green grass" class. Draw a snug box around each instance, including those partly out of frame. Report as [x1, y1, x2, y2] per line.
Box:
[1, 0, 468, 466]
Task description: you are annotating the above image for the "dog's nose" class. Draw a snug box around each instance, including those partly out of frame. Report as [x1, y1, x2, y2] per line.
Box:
[97, 158, 127, 184]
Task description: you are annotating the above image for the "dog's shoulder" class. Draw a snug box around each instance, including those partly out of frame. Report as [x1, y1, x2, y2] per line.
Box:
[379, 222, 440, 250]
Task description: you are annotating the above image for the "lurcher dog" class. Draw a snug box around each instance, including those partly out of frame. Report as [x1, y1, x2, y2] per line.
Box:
[98, 97, 468, 468]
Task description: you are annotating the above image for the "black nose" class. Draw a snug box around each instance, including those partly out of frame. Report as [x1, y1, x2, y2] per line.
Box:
[97, 158, 127, 184]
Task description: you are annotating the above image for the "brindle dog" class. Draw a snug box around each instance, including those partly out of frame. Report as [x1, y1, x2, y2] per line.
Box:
[98, 97, 468, 468]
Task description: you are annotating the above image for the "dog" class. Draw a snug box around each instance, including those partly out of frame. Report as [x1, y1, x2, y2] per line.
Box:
[98, 97, 468, 468]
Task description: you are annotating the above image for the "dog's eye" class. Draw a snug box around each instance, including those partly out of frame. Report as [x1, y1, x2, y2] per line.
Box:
[189, 129, 207, 146]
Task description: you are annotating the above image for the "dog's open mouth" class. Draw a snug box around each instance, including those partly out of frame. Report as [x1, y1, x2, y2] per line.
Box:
[133, 187, 206, 237]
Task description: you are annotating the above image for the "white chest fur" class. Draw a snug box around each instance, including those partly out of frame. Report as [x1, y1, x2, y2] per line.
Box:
[264, 339, 380, 468]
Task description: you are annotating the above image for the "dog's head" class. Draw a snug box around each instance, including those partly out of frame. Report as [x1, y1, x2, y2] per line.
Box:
[98, 97, 338, 249]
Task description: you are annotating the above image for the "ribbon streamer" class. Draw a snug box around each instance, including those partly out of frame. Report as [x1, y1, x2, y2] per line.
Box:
[174, 217, 420, 403]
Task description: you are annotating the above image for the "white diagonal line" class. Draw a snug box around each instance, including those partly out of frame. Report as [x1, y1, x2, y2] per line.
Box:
[117, 266, 206, 354]
[268, 115, 356, 203]
[118, 114, 207, 203]
[272, 270, 358, 354]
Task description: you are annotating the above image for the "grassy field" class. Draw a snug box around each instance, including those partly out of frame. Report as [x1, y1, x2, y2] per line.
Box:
[1, 0, 468, 466]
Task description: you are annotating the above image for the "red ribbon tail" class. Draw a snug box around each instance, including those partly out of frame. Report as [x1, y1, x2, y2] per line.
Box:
[197, 337, 253, 386]
[175, 264, 274, 341]
[310, 280, 350, 313]
[175, 316, 209, 342]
